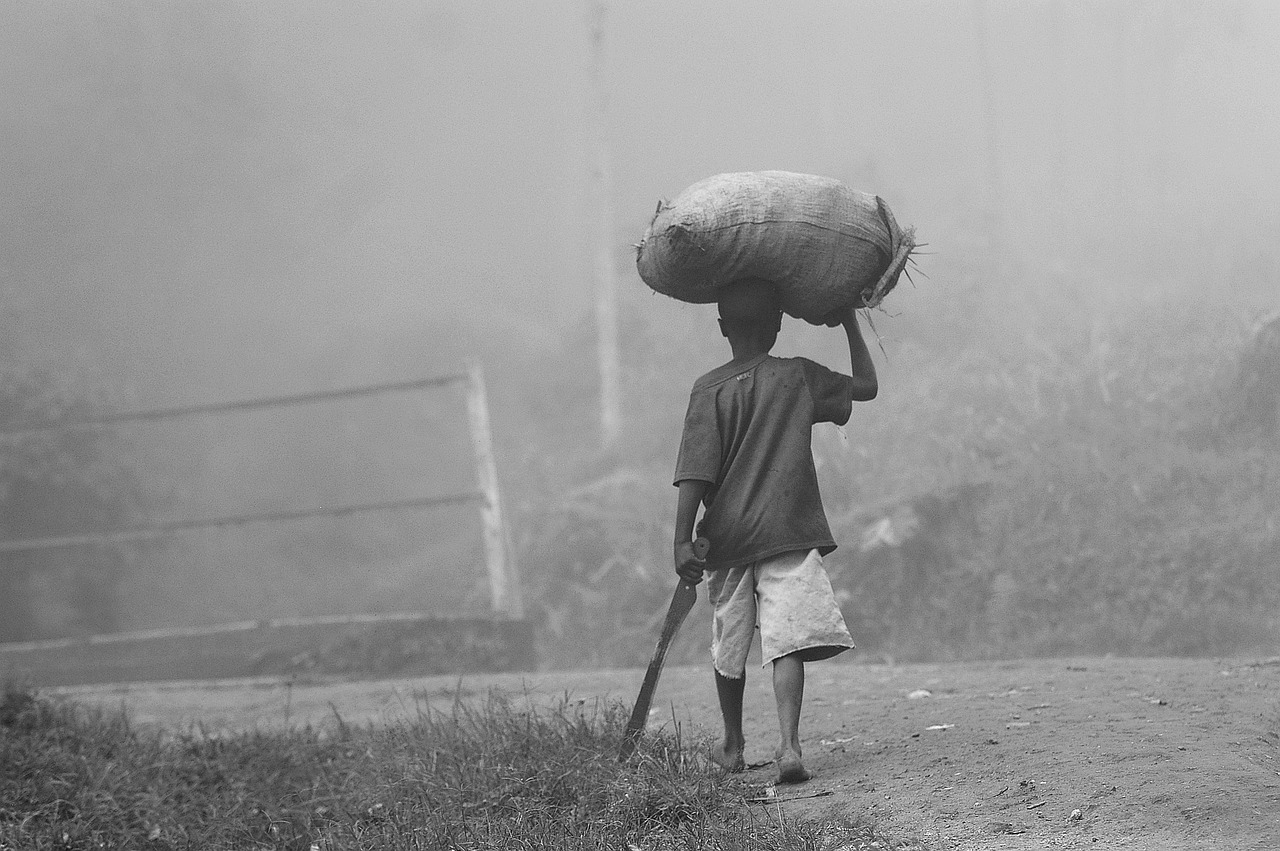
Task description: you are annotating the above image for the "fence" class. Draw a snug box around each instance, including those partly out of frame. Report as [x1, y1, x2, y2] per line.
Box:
[0, 364, 527, 681]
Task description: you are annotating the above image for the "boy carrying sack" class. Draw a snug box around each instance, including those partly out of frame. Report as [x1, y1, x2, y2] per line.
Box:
[672, 277, 877, 785]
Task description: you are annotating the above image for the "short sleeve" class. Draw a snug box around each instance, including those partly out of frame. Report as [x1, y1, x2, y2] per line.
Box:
[800, 358, 854, 426]
[673, 388, 721, 485]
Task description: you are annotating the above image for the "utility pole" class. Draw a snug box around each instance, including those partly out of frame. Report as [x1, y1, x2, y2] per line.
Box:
[587, 0, 621, 448]
[971, 0, 1004, 280]
[1110, 1, 1132, 213]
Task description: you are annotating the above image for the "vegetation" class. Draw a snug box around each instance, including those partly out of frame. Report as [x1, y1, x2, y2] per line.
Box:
[820, 303, 1280, 660]
[0, 684, 907, 851]
[0, 367, 138, 642]
[2, 3, 1275, 672]
[507, 278, 1280, 668]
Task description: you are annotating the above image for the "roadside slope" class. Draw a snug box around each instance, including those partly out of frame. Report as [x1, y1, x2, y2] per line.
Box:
[55, 656, 1280, 850]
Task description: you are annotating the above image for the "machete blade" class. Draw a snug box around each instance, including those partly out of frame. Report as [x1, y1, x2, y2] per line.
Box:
[618, 537, 709, 761]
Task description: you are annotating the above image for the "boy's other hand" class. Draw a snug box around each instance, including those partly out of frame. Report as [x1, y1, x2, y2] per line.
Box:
[674, 540, 707, 585]
[806, 304, 861, 328]
[837, 304, 864, 327]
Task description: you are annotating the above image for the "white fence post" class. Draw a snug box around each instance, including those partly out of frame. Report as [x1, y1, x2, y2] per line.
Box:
[464, 362, 522, 619]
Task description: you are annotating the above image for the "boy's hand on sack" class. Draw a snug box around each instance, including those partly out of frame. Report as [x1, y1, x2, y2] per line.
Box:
[805, 303, 863, 328]
[674, 540, 707, 585]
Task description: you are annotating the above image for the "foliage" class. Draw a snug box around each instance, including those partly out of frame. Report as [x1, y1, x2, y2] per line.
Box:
[515, 464, 728, 671]
[820, 305, 1280, 660]
[0, 684, 900, 850]
[0, 367, 139, 641]
[509, 283, 1280, 666]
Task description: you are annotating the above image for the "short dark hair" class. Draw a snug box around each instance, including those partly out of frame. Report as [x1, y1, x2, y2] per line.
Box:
[718, 278, 780, 323]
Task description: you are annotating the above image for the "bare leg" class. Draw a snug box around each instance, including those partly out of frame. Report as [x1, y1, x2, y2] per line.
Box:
[710, 670, 746, 772]
[773, 653, 811, 783]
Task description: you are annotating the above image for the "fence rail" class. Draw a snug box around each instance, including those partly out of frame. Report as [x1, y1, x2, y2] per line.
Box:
[0, 366, 521, 619]
[0, 609, 491, 656]
[0, 492, 482, 557]
[0, 374, 467, 438]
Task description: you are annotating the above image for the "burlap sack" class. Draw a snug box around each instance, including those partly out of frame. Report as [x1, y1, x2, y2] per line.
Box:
[635, 171, 915, 321]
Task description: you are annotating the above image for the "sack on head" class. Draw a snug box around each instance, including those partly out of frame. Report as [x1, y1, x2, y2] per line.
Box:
[635, 171, 916, 322]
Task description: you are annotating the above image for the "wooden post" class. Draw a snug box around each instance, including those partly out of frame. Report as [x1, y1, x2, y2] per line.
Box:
[464, 362, 522, 618]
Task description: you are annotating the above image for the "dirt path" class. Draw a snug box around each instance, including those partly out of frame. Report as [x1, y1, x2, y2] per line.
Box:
[56, 656, 1280, 849]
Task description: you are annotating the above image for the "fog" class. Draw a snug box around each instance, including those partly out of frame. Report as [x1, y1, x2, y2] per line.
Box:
[6, 1, 1277, 395]
[3, 1, 1278, 658]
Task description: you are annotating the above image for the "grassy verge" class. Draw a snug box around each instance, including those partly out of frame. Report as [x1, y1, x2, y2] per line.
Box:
[0, 683, 908, 850]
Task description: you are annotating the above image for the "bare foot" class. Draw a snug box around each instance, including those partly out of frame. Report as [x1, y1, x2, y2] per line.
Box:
[709, 742, 746, 773]
[775, 749, 811, 784]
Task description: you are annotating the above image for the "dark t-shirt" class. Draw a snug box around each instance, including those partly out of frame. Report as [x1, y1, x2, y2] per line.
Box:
[673, 353, 855, 569]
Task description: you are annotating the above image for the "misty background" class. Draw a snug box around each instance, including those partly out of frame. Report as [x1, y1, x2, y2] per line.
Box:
[2, 1, 1277, 665]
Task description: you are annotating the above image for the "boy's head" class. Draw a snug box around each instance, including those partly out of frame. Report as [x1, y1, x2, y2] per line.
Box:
[717, 278, 782, 349]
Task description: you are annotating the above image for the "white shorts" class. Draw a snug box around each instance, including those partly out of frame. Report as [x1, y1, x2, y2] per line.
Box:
[706, 548, 854, 679]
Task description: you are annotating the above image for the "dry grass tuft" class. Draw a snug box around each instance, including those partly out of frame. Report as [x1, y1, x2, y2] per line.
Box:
[0, 682, 913, 850]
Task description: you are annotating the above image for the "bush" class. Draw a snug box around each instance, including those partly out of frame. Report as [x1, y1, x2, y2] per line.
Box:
[0, 367, 139, 641]
[819, 304, 1280, 660]
[508, 286, 1280, 665]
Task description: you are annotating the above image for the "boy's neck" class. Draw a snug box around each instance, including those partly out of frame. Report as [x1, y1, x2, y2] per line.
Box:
[726, 337, 773, 364]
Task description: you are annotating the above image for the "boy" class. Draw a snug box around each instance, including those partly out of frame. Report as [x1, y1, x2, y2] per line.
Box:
[672, 277, 878, 785]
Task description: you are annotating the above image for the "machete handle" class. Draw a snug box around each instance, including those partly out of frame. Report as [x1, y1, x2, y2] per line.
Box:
[693, 537, 711, 560]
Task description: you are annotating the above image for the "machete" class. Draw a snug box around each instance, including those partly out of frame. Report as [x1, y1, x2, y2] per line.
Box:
[618, 536, 710, 761]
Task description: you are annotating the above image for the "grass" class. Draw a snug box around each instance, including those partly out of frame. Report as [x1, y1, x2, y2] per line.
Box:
[0, 682, 911, 850]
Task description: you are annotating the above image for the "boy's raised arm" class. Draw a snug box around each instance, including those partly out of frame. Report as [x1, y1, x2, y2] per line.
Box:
[842, 307, 878, 401]
[673, 479, 710, 584]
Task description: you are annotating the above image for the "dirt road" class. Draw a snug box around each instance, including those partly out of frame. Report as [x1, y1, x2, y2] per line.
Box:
[56, 655, 1280, 850]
